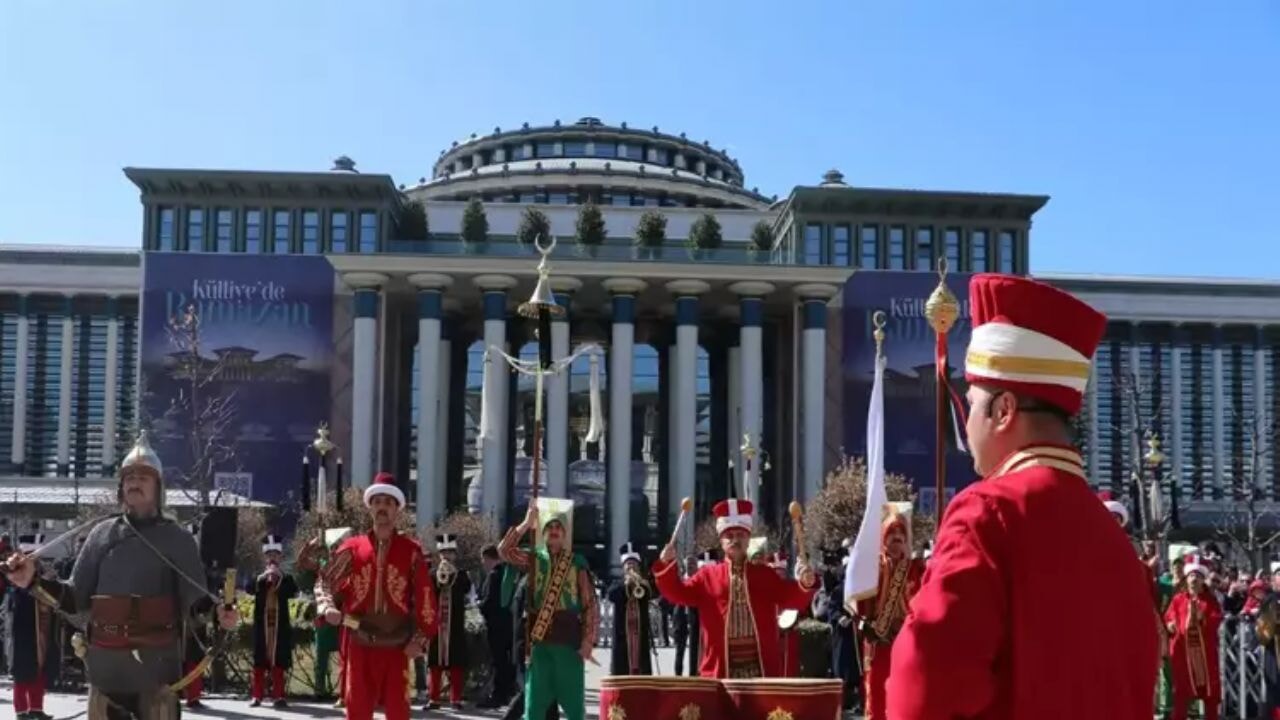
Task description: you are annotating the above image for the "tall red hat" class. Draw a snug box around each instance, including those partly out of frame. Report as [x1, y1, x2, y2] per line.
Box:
[363, 471, 405, 507]
[965, 273, 1107, 415]
[712, 498, 753, 535]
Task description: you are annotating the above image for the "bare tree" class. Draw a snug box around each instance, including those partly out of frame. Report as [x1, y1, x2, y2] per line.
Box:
[163, 305, 242, 511]
[1115, 370, 1168, 537]
[1213, 410, 1280, 569]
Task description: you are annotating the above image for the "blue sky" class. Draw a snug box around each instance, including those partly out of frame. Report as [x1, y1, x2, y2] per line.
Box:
[1, 1, 1277, 278]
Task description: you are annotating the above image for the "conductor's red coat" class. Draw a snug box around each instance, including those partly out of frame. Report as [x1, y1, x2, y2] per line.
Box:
[653, 558, 816, 679]
[885, 444, 1159, 719]
[1164, 589, 1222, 701]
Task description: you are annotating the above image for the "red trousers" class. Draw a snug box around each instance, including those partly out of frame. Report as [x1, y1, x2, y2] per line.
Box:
[183, 661, 204, 702]
[14, 678, 45, 713]
[344, 643, 411, 720]
[252, 667, 286, 701]
[862, 640, 893, 720]
[429, 666, 464, 704]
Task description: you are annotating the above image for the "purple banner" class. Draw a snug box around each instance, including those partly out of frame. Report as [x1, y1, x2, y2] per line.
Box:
[841, 271, 977, 517]
[140, 253, 333, 505]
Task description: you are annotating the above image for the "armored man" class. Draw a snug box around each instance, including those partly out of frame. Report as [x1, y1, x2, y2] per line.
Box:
[653, 498, 817, 678]
[316, 473, 438, 720]
[3, 433, 238, 720]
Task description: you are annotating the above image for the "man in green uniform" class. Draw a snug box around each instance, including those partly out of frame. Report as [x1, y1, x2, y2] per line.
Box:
[498, 499, 597, 720]
[1155, 553, 1184, 719]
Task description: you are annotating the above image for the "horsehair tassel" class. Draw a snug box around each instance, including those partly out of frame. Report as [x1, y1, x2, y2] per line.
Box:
[586, 350, 604, 443]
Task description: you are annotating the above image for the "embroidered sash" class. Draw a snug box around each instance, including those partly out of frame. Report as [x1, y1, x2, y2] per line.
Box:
[870, 559, 910, 641]
[439, 582, 453, 665]
[1183, 594, 1211, 696]
[725, 566, 762, 679]
[626, 598, 640, 673]
[530, 551, 574, 645]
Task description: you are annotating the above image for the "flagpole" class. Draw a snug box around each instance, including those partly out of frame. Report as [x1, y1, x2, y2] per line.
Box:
[844, 310, 889, 609]
[924, 260, 960, 528]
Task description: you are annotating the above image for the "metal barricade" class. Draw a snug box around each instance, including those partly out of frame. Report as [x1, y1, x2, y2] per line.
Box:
[1219, 619, 1268, 719]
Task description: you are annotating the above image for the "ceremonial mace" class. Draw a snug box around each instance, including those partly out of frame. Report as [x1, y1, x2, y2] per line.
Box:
[924, 259, 960, 528]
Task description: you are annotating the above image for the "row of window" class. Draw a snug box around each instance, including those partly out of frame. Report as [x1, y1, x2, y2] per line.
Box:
[801, 223, 1019, 272]
[440, 188, 734, 209]
[155, 206, 380, 254]
[441, 140, 736, 184]
[1084, 329, 1278, 502]
[0, 311, 138, 477]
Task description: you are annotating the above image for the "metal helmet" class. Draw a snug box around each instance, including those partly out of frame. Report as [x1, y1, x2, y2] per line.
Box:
[120, 431, 163, 479]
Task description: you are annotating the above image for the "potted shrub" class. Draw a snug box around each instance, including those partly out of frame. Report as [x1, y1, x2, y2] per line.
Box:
[460, 198, 488, 248]
[574, 202, 606, 256]
[517, 206, 551, 247]
[748, 220, 773, 255]
[633, 209, 666, 258]
[687, 212, 723, 258]
[399, 200, 429, 241]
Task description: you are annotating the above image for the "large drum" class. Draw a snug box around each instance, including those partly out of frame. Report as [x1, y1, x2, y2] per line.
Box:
[598, 675, 724, 720]
[721, 678, 844, 720]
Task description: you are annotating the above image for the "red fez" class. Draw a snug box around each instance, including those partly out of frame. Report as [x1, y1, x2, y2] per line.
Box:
[363, 471, 405, 507]
[965, 273, 1107, 415]
[712, 498, 754, 535]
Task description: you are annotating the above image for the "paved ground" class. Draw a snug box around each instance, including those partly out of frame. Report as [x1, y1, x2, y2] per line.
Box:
[1, 648, 865, 719]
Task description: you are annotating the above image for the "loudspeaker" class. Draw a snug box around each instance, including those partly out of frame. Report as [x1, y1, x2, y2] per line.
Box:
[199, 508, 238, 571]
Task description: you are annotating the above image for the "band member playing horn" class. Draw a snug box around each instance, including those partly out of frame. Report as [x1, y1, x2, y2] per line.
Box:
[498, 499, 599, 720]
[851, 509, 924, 720]
[2, 433, 239, 720]
[606, 542, 655, 676]
[1164, 554, 1223, 720]
[251, 534, 298, 708]
[315, 472, 438, 720]
[427, 533, 471, 710]
[654, 498, 817, 679]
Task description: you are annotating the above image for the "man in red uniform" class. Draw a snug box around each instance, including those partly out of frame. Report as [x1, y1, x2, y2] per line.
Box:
[852, 510, 925, 720]
[653, 498, 817, 678]
[886, 273, 1158, 719]
[1164, 554, 1223, 720]
[316, 473, 438, 720]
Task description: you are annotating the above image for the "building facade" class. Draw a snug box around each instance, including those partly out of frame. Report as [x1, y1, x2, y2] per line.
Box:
[1, 117, 1274, 561]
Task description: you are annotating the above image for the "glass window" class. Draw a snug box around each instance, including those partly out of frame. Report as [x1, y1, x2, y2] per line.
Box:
[244, 209, 262, 253]
[803, 224, 823, 265]
[859, 225, 878, 268]
[535, 142, 558, 158]
[563, 141, 586, 158]
[620, 144, 643, 161]
[630, 194, 646, 207]
[547, 191, 569, 204]
[970, 230, 989, 272]
[610, 192, 631, 207]
[359, 211, 378, 253]
[214, 209, 233, 252]
[944, 228, 962, 271]
[272, 210, 291, 253]
[998, 230, 1016, 273]
[509, 144, 529, 161]
[595, 143, 616, 159]
[186, 208, 205, 252]
[157, 207, 175, 250]
[302, 210, 320, 254]
[331, 211, 349, 253]
[888, 226, 906, 269]
[832, 225, 851, 266]
[651, 148, 670, 165]
[659, 195, 680, 208]
[915, 227, 934, 270]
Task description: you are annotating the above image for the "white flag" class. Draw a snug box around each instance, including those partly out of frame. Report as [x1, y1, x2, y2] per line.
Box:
[845, 352, 888, 608]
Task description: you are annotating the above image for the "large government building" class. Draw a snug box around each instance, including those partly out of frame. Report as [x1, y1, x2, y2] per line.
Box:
[1, 116, 1276, 564]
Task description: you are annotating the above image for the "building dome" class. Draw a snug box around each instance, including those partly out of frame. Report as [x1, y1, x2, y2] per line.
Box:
[404, 118, 771, 211]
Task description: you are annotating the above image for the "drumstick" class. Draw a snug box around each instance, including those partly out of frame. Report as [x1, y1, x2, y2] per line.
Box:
[788, 501, 807, 565]
[669, 497, 694, 548]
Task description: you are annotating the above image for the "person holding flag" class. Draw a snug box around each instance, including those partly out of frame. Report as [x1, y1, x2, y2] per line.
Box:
[885, 273, 1158, 719]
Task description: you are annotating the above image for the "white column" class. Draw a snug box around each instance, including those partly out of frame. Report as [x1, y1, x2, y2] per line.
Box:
[57, 298, 74, 476]
[11, 296, 29, 471]
[410, 273, 452, 527]
[546, 278, 581, 498]
[346, 273, 388, 489]
[1211, 326, 1225, 498]
[730, 281, 774, 505]
[1169, 326, 1184, 498]
[667, 342, 679, 520]
[796, 284, 838, 502]
[1255, 326, 1269, 490]
[667, 280, 708, 523]
[605, 278, 645, 572]
[434, 332, 452, 513]
[476, 274, 517, 518]
[727, 342, 741, 480]
[102, 298, 120, 474]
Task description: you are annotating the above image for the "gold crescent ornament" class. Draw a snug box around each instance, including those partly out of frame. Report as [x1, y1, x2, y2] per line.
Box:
[607, 704, 628, 720]
[678, 703, 702, 720]
[766, 708, 795, 720]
